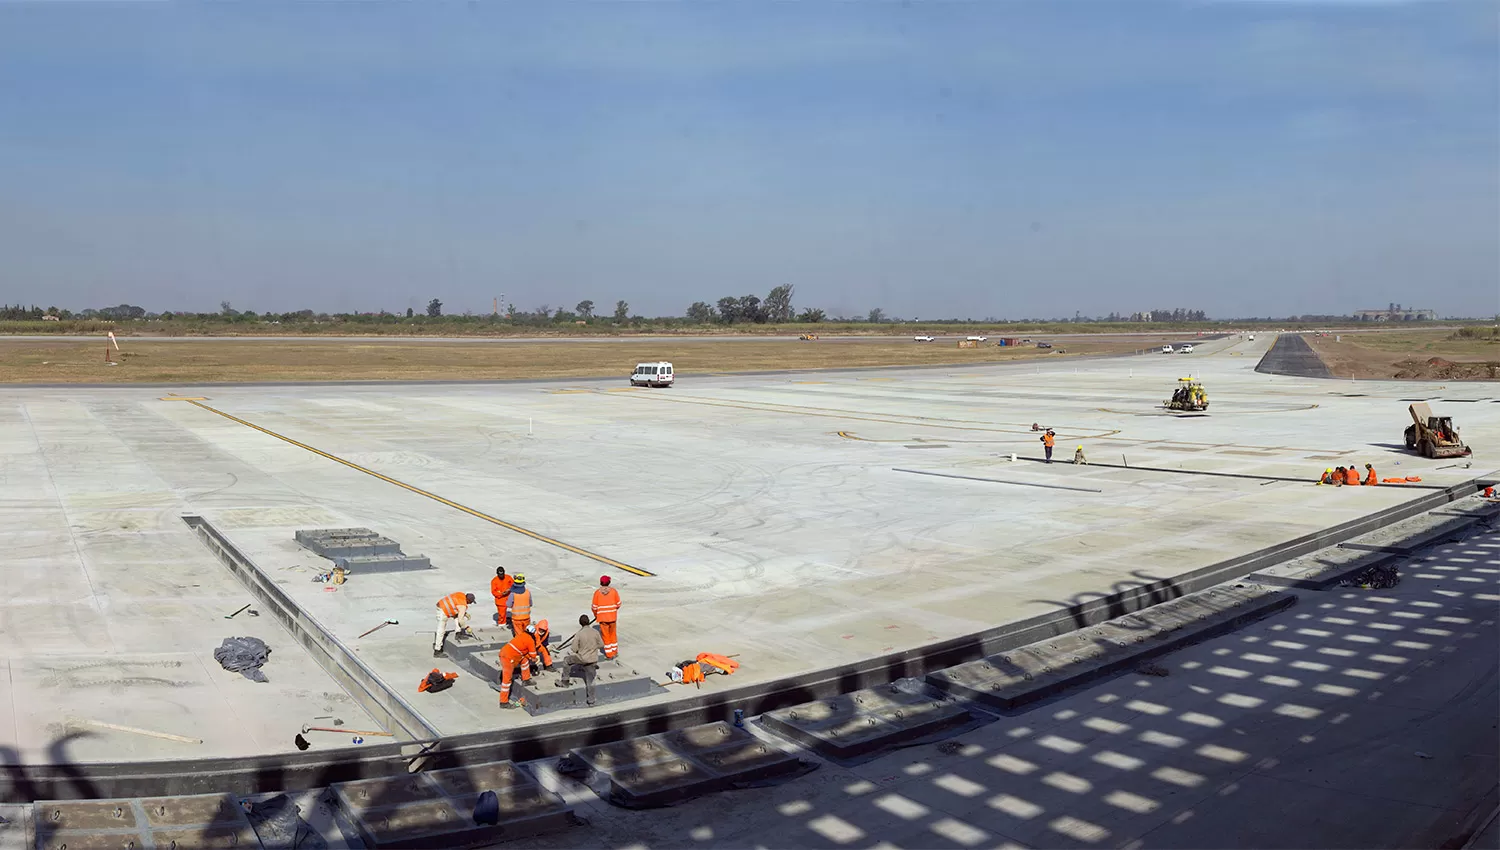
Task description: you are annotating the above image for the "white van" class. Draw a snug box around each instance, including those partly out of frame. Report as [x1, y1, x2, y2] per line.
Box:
[1161, 345, 1174, 354]
[630, 361, 674, 387]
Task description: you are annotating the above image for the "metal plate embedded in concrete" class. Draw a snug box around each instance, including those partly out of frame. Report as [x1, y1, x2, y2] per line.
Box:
[32, 794, 255, 850]
[927, 582, 1296, 710]
[760, 685, 973, 761]
[566, 721, 812, 809]
[329, 760, 571, 849]
[450, 639, 666, 714]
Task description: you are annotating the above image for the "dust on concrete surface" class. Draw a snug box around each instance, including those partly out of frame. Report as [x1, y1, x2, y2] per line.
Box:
[1, 332, 1496, 766]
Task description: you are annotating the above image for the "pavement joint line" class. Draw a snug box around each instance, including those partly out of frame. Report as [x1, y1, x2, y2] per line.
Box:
[180, 399, 655, 577]
[1007, 455, 1455, 489]
[894, 467, 1106, 493]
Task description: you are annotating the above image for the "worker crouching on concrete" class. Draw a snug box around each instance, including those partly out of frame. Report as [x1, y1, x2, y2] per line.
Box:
[1319, 468, 1336, 485]
[490, 566, 514, 627]
[558, 614, 604, 706]
[1343, 466, 1361, 486]
[1073, 445, 1087, 465]
[533, 619, 553, 669]
[1364, 464, 1378, 486]
[592, 575, 621, 659]
[497, 624, 538, 707]
[434, 592, 476, 658]
[508, 574, 532, 636]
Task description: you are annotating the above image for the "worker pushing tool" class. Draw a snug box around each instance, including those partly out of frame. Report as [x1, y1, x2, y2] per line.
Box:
[508, 574, 532, 636]
[433, 592, 476, 658]
[497, 624, 538, 707]
[592, 575, 621, 659]
[490, 566, 514, 627]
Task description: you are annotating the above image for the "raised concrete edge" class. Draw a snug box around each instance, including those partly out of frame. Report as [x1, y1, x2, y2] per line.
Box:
[926, 584, 1296, 710]
[0, 480, 1481, 803]
[181, 515, 440, 742]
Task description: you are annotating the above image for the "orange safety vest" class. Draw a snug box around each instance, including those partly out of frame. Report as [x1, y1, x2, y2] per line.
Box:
[490, 575, 514, 605]
[592, 587, 620, 623]
[1343, 468, 1361, 486]
[1043, 433, 1055, 448]
[1364, 470, 1378, 486]
[509, 587, 532, 621]
[499, 633, 537, 666]
[437, 591, 468, 618]
[696, 653, 738, 675]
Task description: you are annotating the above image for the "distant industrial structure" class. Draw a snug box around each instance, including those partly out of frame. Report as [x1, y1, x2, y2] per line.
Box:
[1355, 303, 1435, 322]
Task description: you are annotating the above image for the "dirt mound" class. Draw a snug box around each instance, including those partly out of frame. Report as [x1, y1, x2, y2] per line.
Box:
[1392, 358, 1499, 380]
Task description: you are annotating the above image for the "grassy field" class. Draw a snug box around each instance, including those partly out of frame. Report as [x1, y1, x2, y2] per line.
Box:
[1304, 328, 1500, 380]
[0, 335, 1197, 384]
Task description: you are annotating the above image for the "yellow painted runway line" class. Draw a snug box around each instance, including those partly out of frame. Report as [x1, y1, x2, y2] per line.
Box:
[181, 400, 655, 578]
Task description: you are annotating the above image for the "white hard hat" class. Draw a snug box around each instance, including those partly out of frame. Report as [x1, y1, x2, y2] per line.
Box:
[525, 623, 536, 634]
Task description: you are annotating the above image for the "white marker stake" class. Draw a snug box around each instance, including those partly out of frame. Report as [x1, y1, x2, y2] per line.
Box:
[105, 331, 120, 365]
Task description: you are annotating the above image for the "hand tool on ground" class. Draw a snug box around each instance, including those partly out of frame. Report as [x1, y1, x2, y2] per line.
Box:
[357, 619, 399, 639]
[224, 603, 256, 620]
[301, 724, 394, 737]
[556, 617, 597, 651]
[69, 718, 202, 744]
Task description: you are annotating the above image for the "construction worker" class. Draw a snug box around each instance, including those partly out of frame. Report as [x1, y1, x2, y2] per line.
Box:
[1041, 429, 1055, 464]
[1072, 445, 1087, 465]
[558, 614, 604, 706]
[1364, 464, 1379, 486]
[592, 575, 621, 659]
[508, 574, 532, 637]
[490, 567, 514, 627]
[433, 591, 476, 658]
[1333, 466, 1347, 486]
[1319, 468, 1336, 485]
[496, 624, 538, 707]
[533, 618, 554, 669]
[1343, 466, 1362, 486]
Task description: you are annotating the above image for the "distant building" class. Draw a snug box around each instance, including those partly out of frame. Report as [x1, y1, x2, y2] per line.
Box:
[1355, 303, 1435, 322]
[42, 315, 60, 321]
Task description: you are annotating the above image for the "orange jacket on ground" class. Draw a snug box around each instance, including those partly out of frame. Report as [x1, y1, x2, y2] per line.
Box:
[696, 653, 738, 674]
[437, 592, 469, 618]
[499, 633, 537, 667]
[1364, 469, 1378, 486]
[680, 662, 705, 684]
[1343, 468, 1361, 486]
[490, 575, 514, 607]
[509, 587, 532, 622]
[592, 587, 621, 623]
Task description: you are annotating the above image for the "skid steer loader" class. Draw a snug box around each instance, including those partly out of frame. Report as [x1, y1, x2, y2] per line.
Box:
[1405, 402, 1472, 459]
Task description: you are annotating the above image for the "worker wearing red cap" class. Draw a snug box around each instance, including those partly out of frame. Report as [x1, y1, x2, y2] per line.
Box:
[591, 576, 621, 659]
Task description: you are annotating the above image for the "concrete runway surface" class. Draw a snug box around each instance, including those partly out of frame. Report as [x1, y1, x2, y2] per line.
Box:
[0, 333, 1495, 765]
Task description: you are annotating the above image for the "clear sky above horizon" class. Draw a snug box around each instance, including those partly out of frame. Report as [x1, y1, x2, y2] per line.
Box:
[1, 1, 1496, 320]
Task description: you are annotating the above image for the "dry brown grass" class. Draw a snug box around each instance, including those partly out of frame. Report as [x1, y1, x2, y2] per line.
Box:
[0, 336, 1193, 384]
[1303, 330, 1500, 380]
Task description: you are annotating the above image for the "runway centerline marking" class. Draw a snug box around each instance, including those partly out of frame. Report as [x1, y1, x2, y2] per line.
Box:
[179, 399, 654, 577]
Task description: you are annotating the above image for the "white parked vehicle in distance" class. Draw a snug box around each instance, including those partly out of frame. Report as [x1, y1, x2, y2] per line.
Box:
[913, 335, 936, 342]
[630, 361, 674, 387]
[967, 335, 988, 342]
[1161, 345, 1174, 354]
[1248, 334, 1256, 341]
[1178, 344, 1194, 354]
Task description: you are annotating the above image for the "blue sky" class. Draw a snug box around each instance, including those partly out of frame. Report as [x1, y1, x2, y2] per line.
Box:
[1, 1, 1495, 319]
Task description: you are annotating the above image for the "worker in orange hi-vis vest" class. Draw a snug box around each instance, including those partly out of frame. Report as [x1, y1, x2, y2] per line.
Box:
[592, 576, 622, 659]
[496, 625, 538, 707]
[490, 566, 514, 627]
[533, 619, 554, 669]
[434, 591, 476, 658]
[508, 574, 532, 637]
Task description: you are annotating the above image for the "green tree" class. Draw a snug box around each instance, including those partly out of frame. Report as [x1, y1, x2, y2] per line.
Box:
[867, 307, 887, 323]
[716, 297, 739, 324]
[613, 300, 629, 321]
[764, 285, 795, 323]
[576, 300, 595, 320]
[798, 307, 826, 323]
[427, 298, 443, 317]
[686, 301, 715, 323]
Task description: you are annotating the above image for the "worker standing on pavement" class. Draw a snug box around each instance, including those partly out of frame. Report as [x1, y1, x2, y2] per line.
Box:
[490, 567, 514, 627]
[1364, 464, 1378, 486]
[508, 574, 533, 636]
[433, 591, 476, 658]
[496, 624, 538, 707]
[592, 576, 621, 659]
[558, 614, 605, 706]
[1041, 429, 1055, 464]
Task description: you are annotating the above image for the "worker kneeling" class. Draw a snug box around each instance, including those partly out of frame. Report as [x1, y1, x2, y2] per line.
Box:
[497, 625, 539, 707]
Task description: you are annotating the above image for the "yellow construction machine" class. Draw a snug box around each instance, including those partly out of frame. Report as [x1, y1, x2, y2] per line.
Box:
[1165, 378, 1208, 411]
[1405, 403, 1471, 459]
